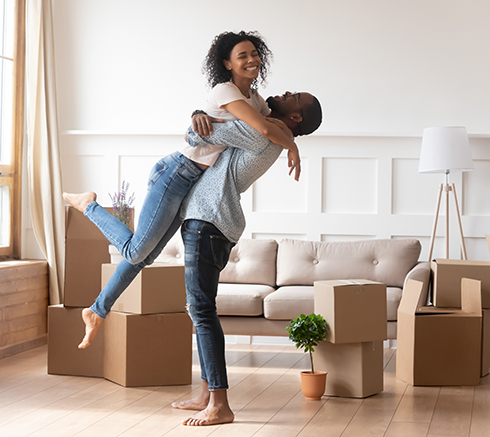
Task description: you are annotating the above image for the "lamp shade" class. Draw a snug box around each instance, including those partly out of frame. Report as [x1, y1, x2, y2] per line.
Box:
[419, 126, 474, 173]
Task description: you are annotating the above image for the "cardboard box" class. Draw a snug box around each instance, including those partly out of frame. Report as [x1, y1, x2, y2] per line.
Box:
[313, 340, 383, 398]
[103, 311, 192, 387]
[47, 305, 104, 377]
[431, 259, 490, 309]
[64, 206, 134, 307]
[396, 278, 482, 386]
[102, 263, 185, 315]
[314, 279, 387, 344]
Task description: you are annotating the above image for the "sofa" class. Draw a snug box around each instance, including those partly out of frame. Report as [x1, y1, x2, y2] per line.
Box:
[155, 237, 430, 340]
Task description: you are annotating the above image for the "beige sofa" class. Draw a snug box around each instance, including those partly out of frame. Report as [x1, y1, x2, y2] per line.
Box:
[156, 237, 430, 340]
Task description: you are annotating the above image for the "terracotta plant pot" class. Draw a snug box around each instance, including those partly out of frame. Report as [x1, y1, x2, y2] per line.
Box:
[300, 371, 327, 400]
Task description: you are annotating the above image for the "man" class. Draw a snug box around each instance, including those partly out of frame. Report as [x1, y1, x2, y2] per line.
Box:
[172, 91, 322, 426]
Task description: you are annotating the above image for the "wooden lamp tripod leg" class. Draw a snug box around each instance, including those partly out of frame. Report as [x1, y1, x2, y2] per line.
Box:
[428, 183, 444, 262]
[450, 183, 468, 261]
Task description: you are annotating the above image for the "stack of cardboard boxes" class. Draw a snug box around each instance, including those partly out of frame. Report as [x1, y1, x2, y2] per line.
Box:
[48, 207, 192, 387]
[312, 279, 388, 398]
[396, 255, 490, 386]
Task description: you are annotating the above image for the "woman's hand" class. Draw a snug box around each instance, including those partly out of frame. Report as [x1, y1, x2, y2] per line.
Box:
[192, 113, 224, 138]
[287, 145, 301, 181]
[264, 117, 294, 141]
[265, 117, 300, 180]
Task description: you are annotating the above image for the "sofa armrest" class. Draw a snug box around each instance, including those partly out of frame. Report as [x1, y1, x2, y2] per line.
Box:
[402, 262, 431, 307]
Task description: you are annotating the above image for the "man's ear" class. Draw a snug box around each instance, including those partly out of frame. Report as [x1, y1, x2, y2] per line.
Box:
[290, 113, 303, 123]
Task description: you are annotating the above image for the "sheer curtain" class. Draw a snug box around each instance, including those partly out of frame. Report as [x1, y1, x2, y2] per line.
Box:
[25, 0, 64, 304]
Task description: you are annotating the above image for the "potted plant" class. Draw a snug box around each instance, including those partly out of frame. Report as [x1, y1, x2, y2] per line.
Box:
[286, 313, 330, 400]
[108, 181, 135, 263]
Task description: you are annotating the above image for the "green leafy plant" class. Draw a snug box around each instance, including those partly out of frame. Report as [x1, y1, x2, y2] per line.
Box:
[109, 181, 135, 227]
[286, 313, 329, 374]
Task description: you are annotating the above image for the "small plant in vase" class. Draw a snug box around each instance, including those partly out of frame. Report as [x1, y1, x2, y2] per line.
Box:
[109, 181, 135, 227]
[108, 181, 135, 263]
[286, 313, 330, 400]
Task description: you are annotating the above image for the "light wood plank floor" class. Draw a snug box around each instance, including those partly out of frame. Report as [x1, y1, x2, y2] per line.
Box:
[0, 344, 489, 436]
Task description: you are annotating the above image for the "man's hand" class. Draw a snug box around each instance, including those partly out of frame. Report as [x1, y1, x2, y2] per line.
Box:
[287, 146, 301, 181]
[192, 113, 225, 138]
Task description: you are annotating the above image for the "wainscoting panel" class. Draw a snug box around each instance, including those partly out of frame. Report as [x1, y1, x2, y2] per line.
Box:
[252, 157, 309, 213]
[322, 157, 378, 214]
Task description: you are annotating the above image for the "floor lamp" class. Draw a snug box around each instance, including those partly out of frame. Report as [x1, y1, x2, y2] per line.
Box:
[418, 127, 474, 261]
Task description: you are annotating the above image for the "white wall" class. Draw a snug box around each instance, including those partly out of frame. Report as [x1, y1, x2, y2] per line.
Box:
[23, 0, 490, 260]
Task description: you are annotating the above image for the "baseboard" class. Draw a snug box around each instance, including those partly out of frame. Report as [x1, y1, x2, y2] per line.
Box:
[0, 334, 48, 360]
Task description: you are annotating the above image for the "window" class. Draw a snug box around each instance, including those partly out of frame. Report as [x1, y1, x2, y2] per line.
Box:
[0, 0, 24, 259]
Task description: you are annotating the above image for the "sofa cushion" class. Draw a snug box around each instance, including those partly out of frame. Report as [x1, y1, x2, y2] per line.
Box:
[264, 285, 402, 322]
[155, 233, 185, 265]
[219, 239, 277, 287]
[264, 286, 314, 320]
[276, 239, 421, 288]
[217, 283, 276, 316]
[387, 286, 402, 321]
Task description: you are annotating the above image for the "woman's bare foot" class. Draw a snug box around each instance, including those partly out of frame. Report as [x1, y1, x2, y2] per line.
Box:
[172, 382, 210, 410]
[182, 389, 234, 426]
[62, 192, 97, 213]
[78, 308, 104, 349]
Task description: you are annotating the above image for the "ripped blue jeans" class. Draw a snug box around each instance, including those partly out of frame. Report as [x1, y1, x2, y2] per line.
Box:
[84, 152, 204, 319]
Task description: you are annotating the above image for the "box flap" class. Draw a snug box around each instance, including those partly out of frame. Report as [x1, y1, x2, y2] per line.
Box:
[461, 278, 482, 315]
[433, 258, 490, 268]
[398, 279, 424, 315]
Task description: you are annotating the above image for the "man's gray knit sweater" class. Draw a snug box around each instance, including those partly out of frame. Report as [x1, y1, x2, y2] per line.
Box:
[180, 120, 282, 243]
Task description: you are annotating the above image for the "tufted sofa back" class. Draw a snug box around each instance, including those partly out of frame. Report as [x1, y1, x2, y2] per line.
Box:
[276, 239, 421, 288]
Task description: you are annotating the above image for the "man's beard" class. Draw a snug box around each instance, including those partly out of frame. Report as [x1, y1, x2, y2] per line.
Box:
[266, 96, 283, 115]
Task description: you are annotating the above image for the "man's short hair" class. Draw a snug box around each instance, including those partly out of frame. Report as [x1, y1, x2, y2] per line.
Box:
[294, 96, 322, 136]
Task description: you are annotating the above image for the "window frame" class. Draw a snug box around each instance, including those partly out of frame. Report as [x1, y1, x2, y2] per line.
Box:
[0, 0, 25, 259]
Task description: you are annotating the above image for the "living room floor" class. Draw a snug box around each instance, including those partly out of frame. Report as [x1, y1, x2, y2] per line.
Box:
[0, 343, 488, 436]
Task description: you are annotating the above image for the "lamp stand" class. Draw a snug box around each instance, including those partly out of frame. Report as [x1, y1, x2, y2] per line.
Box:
[427, 179, 467, 261]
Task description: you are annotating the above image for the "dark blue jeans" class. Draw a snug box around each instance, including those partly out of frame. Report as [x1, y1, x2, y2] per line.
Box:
[181, 219, 234, 391]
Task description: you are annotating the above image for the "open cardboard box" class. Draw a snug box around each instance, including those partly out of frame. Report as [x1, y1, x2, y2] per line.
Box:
[102, 263, 185, 315]
[313, 340, 383, 398]
[397, 278, 483, 386]
[431, 259, 490, 309]
[314, 279, 387, 344]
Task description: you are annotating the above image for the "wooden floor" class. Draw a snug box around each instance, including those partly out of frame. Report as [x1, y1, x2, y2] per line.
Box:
[0, 344, 489, 437]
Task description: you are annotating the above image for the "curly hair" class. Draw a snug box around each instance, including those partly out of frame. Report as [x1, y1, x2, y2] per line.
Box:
[203, 31, 273, 89]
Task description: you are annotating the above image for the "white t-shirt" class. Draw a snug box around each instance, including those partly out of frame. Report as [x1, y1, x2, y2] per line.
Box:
[179, 82, 271, 166]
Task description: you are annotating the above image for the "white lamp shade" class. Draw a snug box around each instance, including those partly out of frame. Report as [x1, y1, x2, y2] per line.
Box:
[419, 126, 474, 173]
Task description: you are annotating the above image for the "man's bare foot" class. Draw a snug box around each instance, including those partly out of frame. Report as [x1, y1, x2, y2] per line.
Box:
[182, 389, 234, 426]
[62, 192, 97, 213]
[78, 308, 104, 349]
[173, 380, 210, 410]
[182, 405, 234, 426]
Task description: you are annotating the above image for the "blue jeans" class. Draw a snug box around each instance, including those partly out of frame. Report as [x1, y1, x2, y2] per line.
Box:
[85, 152, 204, 319]
[181, 219, 234, 391]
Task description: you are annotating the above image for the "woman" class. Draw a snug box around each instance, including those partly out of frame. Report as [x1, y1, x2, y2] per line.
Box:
[63, 31, 300, 349]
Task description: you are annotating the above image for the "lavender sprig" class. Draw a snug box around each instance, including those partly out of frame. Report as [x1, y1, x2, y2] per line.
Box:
[109, 181, 135, 227]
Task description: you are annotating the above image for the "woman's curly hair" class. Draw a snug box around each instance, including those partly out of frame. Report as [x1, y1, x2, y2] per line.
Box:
[203, 31, 273, 89]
